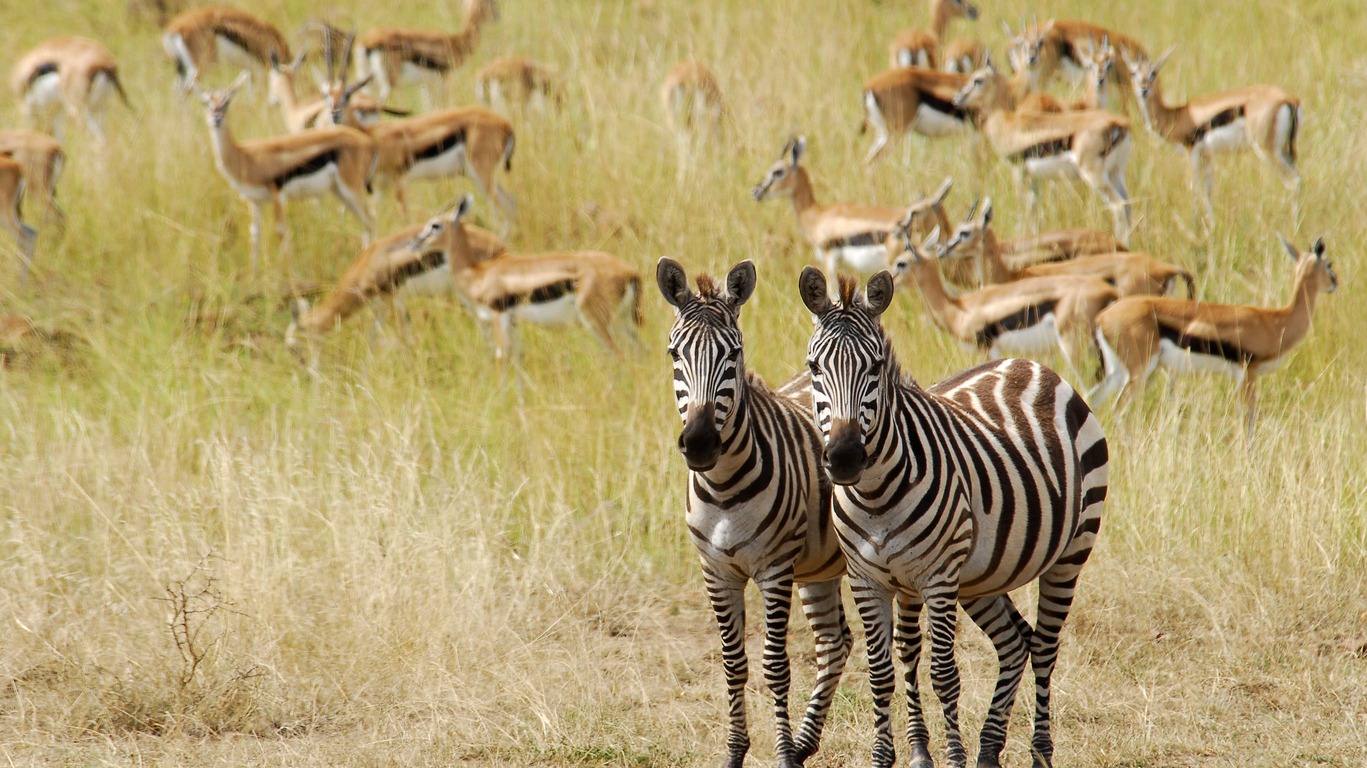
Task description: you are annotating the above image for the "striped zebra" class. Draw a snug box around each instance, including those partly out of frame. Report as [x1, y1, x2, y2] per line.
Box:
[797, 267, 1109, 768]
[657, 258, 850, 768]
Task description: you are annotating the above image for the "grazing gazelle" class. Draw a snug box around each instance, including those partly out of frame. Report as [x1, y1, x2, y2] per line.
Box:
[657, 257, 850, 768]
[0, 130, 65, 233]
[357, 0, 498, 105]
[198, 73, 377, 270]
[323, 77, 516, 231]
[1009, 17, 1147, 98]
[954, 62, 1135, 244]
[0, 157, 38, 286]
[286, 205, 507, 368]
[1018, 35, 1117, 113]
[475, 56, 562, 113]
[1123, 48, 1302, 227]
[892, 227, 1119, 378]
[408, 195, 643, 381]
[661, 60, 726, 182]
[940, 198, 1193, 296]
[888, 0, 980, 70]
[1091, 234, 1335, 434]
[162, 6, 290, 95]
[10, 36, 130, 143]
[753, 136, 951, 275]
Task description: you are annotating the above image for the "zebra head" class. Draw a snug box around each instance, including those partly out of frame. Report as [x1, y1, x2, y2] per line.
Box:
[799, 267, 896, 486]
[657, 257, 757, 473]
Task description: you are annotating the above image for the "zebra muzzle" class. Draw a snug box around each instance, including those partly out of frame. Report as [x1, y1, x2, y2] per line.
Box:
[824, 423, 867, 485]
[679, 404, 721, 472]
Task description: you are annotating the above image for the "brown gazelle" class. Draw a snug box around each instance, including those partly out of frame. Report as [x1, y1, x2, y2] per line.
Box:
[940, 198, 1193, 296]
[10, 37, 129, 143]
[357, 0, 497, 105]
[407, 195, 643, 382]
[0, 157, 38, 286]
[163, 6, 290, 95]
[198, 73, 376, 270]
[323, 78, 517, 232]
[892, 227, 1119, 378]
[752, 136, 951, 276]
[475, 56, 563, 113]
[1124, 48, 1302, 226]
[267, 41, 405, 133]
[661, 60, 726, 181]
[954, 62, 1135, 243]
[286, 204, 507, 369]
[1018, 35, 1117, 113]
[1010, 18, 1147, 97]
[888, 0, 980, 70]
[1091, 234, 1335, 434]
[859, 67, 971, 165]
[0, 130, 65, 233]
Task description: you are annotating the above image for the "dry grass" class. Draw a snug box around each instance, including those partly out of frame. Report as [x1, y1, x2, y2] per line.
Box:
[1, 0, 1363, 766]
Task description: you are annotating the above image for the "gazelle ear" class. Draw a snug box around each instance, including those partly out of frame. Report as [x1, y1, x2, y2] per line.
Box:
[725, 260, 758, 308]
[1311, 236, 1326, 258]
[291, 48, 308, 69]
[1276, 232, 1300, 262]
[1153, 45, 1176, 73]
[269, 49, 281, 69]
[980, 197, 993, 226]
[864, 272, 895, 317]
[656, 257, 692, 309]
[344, 74, 373, 99]
[798, 266, 832, 315]
[791, 135, 807, 166]
[453, 193, 475, 222]
[924, 225, 942, 253]
[984, 52, 997, 72]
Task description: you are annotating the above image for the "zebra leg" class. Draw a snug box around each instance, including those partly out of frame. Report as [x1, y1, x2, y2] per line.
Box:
[895, 593, 933, 768]
[963, 596, 1033, 768]
[1029, 547, 1096, 767]
[758, 571, 800, 768]
[925, 584, 967, 768]
[852, 579, 898, 768]
[793, 577, 852, 763]
[705, 572, 751, 768]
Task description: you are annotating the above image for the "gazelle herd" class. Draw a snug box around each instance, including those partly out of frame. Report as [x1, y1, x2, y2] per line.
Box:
[1, 2, 1346, 767]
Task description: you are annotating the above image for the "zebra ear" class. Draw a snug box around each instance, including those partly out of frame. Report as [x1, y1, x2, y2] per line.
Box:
[864, 272, 895, 317]
[656, 257, 692, 308]
[725, 260, 757, 308]
[798, 266, 832, 315]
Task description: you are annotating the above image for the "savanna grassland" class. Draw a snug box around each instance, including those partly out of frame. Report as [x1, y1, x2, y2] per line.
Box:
[1, 0, 1364, 765]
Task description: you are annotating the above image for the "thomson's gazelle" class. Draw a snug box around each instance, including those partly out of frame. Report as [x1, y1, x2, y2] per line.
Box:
[1090, 234, 1335, 434]
[753, 136, 951, 276]
[860, 67, 972, 165]
[0, 130, 65, 234]
[0, 157, 37, 286]
[1124, 48, 1302, 227]
[10, 36, 130, 143]
[1010, 18, 1147, 98]
[954, 63, 1135, 244]
[163, 6, 290, 95]
[357, 0, 497, 105]
[198, 73, 377, 270]
[888, 0, 980, 70]
[408, 195, 643, 382]
[475, 57, 562, 113]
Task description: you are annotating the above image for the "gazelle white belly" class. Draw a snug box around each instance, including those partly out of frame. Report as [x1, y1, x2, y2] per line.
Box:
[1058, 57, 1086, 83]
[915, 104, 967, 137]
[1198, 119, 1249, 154]
[896, 49, 931, 68]
[830, 244, 891, 273]
[1024, 153, 1080, 180]
[990, 314, 1061, 357]
[407, 144, 467, 181]
[25, 72, 62, 112]
[398, 263, 454, 298]
[279, 164, 340, 200]
[512, 292, 579, 326]
[214, 34, 258, 68]
[1157, 338, 1246, 379]
[399, 60, 442, 86]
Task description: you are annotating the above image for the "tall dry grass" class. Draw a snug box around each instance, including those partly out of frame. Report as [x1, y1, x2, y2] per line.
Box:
[0, 0, 1363, 766]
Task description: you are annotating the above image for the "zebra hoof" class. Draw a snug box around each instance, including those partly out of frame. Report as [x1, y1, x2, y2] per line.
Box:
[908, 744, 935, 768]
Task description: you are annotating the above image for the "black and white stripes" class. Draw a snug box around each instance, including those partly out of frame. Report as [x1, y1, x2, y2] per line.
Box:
[798, 268, 1109, 768]
[658, 258, 850, 768]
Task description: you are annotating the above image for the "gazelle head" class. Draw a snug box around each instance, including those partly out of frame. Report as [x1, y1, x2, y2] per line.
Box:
[889, 225, 942, 285]
[939, 0, 980, 22]
[409, 194, 476, 257]
[1123, 46, 1174, 103]
[266, 48, 308, 105]
[1082, 35, 1116, 107]
[1003, 15, 1054, 83]
[799, 267, 898, 486]
[657, 257, 757, 472]
[752, 135, 806, 202]
[1279, 233, 1338, 295]
[318, 28, 373, 126]
[939, 197, 991, 261]
[952, 61, 1002, 110]
[198, 71, 251, 128]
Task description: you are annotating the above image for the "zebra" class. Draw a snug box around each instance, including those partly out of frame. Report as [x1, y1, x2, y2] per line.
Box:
[657, 257, 851, 768]
[796, 264, 1109, 768]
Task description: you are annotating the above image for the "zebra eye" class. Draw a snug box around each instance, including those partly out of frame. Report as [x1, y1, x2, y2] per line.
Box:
[667, 347, 680, 361]
[868, 360, 885, 378]
[807, 360, 820, 376]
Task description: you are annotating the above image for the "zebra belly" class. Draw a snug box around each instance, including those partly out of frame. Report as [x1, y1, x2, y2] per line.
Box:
[1157, 338, 1247, 379]
[1196, 119, 1248, 154]
[829, 244, 891, 273]
[407, 144, 467, 181]
[1023, 153, 1079, 180]
[397, 263, 454, 297]
[914, 104, 968, 137]
[510, 291, 579, 325]
[26, 72, 62, 111]
[279, 164, 340, 200]
[990, 313, 1061, 357]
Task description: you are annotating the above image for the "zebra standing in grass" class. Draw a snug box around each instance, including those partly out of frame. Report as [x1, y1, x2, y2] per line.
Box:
[657, 258, 850, 768]
[797, 265, 1109, 768]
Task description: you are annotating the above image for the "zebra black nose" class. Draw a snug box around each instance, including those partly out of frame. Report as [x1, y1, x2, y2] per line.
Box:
[824, 436, 866, 486]
[679, 407, 721, 472]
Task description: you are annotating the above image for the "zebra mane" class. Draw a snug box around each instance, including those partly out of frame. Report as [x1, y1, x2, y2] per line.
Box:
[694, 273, 722, 299]
[837, 274, 859, 307]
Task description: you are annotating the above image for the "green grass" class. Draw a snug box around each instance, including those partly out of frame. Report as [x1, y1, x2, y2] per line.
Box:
[1, 1, 1363, 766]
